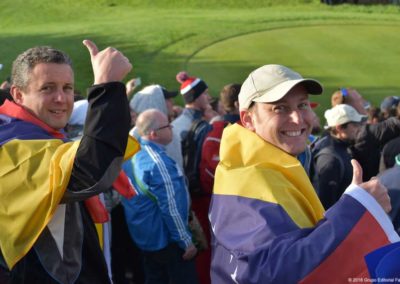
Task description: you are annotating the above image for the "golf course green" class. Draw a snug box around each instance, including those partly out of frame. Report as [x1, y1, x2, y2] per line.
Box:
[1, 0, 400, 114]
[187, 24, 400, 114]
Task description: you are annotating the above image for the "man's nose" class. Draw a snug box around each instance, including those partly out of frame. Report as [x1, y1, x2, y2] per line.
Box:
[289, 109, 303, 123]
[54, 89, 67, 102]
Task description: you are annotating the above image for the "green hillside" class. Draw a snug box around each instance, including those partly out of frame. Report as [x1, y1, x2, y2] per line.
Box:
[1, 0, 400, 114]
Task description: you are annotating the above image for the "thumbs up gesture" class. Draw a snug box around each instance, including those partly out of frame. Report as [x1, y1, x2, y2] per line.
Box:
[351, 159, 391, 213]
[83, 39, 132, 85]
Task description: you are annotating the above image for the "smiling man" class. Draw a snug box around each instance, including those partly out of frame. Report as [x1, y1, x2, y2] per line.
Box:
[11, 60, 74, 129]
[0, 41, 135, 283]
[209, 64, 399, 283]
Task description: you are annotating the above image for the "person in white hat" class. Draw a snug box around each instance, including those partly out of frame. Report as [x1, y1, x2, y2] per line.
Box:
[312, 104, 367, 210]
[209, 64, 398, 283]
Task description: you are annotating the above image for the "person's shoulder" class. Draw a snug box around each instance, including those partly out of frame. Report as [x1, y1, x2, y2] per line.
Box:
[380, 164, 400, 177]
[311, 134, 331, 152]
[313, 138, 345, 164]
[383, 136, 400, 150]
[148, 146, 183, 178]
[365, 116, 400, 133]
[1, 118, 57, 143]
[171, 112, 186, 126]
[379, 165, 400, 189]
[135, 143, 155, 162]
[141, 141, 169, 161]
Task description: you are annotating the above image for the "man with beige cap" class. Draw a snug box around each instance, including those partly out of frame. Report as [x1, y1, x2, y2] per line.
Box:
[312, 104, 367, 210]
[209, 64, 399, 283]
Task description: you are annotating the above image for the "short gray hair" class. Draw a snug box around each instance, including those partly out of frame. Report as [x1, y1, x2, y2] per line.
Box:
[11, 46, 72, 90]
[136, 109, 162, 136]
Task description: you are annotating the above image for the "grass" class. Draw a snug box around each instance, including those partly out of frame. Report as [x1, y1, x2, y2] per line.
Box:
[1, 0, 400, 115]
[187, 23, 400, 117]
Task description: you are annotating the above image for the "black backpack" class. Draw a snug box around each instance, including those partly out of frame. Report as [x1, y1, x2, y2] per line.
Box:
[181, 119, 211, 196]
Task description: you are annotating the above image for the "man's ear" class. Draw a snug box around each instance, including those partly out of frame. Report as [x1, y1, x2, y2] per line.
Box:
[148, 130, 157, 140]
[10, 85, 24, 104]
[240, 109, 255, 131]
[335, 125, 345, 138]
[234, 101, 240, 111]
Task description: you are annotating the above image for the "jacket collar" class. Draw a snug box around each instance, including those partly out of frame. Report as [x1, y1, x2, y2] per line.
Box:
[0, 100, 65, 139]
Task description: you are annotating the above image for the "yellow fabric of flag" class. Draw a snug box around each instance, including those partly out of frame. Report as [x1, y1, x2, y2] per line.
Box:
[214, 124, 325, 228]
[0, 139, 78, 269]
[0, 135, 140, 269]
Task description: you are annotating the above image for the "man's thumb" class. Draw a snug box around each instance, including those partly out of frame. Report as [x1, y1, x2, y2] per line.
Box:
[351, 159, 363, 185]
[82, 39, 98, 57]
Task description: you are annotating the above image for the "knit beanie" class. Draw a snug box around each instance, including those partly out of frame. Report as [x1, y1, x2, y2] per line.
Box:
[176, 71, 208, 104]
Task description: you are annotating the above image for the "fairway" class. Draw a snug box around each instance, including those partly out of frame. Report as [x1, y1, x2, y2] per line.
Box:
[2, 0, 400, 113]
[187, 24, 400, 114]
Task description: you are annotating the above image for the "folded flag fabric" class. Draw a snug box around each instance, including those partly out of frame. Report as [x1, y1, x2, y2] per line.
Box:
[0, 137, 77, 269]
[0, 100, 140, 269]
[210, 124, 399, 284]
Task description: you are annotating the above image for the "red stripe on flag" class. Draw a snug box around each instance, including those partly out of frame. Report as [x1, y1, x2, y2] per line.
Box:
[113, 171, 136, 199]
[300, 212, 390, 284]
[0, 100, 65, 139]
[85, 195, 109, 223]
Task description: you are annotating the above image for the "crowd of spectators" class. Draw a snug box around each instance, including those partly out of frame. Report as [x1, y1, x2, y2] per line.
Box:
[1, 45, 400, 283]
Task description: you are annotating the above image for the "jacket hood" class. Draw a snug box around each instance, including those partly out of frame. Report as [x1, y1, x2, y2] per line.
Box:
[129, 85, 168, 116]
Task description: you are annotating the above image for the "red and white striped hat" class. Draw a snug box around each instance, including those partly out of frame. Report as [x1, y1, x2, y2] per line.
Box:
[176, 71, 208, 103]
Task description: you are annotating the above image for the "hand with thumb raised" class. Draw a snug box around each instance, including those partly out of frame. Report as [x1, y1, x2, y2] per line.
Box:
[83, 39, 132, 85]
[351, 159, 363, 185]
[351, 159, 391, 213]
[83, 39, 99, 59]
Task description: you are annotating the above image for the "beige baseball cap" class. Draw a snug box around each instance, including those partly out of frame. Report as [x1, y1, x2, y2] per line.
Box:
[239, 64, 323, 110]
[324, 104, 367, 127]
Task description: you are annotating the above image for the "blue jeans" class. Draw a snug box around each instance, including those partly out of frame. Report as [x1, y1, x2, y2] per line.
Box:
[142, 243, 198, 284]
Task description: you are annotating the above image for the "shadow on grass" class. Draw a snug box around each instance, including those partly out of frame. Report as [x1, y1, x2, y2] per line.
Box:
[0, 33, 191, 94]
[1, 28, 398, 108]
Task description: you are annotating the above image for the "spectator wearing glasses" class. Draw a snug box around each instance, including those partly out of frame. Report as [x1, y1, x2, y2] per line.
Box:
[312, 104, 367, 209]
[122, 109, 199, 284]
[129, 84, 183, 169]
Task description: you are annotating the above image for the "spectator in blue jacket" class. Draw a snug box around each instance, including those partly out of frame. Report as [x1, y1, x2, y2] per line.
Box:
[122, 109, 198, 284]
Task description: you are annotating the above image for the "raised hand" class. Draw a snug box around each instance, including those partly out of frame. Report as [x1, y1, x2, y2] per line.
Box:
[351, 159, 391, 213]
[83, 39, 132, 85]
[126, 78, 140, 98]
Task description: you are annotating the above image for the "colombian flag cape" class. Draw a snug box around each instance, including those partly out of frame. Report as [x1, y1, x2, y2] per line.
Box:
[209, 124, 400, 284]
[0, 100, 139, 270]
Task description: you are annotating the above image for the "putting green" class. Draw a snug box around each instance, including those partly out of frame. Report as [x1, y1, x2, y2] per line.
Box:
[187, 24, 400, 113]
